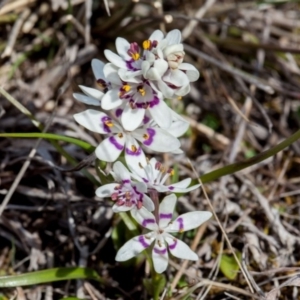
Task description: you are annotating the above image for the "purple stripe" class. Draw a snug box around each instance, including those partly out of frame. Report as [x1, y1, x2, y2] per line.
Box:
[126, 60, 138, 71]
[133, 185, 143, 202]
[138, 236, 150, 248]
[143, 115, 150, 124]
[125, 146, 142, 156]
[143, 128, 155, 146]
[168, 239, 177, 250]
[142, 218, 155, 227]
[168, 186, 174, 190]
[177, 217, 184, 231]
[109, 136, 124, 150]
[142, 178, 149, 183]
[122, 179, 130, 184]
[159, 213, 172, 219]
[153, 247, 167, 255]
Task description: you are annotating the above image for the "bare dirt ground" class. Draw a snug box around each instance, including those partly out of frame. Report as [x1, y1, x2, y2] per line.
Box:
[0, 0, 300, 299]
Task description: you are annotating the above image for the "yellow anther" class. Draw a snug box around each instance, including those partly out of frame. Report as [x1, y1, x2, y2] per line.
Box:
[143, 40, 151, 50]
[131, 145, 137, 152]
[118, 133, 123, 138]
[104, 120, 114, 127]
[169, 169, 175, 176]
[131, 52, 140, 61]
[143, 133, 149, 140]
[122, 84, 131, 92]
[177, 96, 182, 100]
[138, 87, 146, 96]
[179, 229, 184, 233]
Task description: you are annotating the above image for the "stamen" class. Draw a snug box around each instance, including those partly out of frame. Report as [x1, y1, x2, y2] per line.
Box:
[118, 133, 123, 138]
[155, 162, 162, 170]
[143, 133, 149, 140]
[142, 40, 151, 50]
[137, 86, 146, 96]
[122, 84, 131, 92]
[104, 120, 114, 127]
[131, 145, 138, 152]
[168, 168, 174, 176]
[127, 42, 140, 61]
[177, 96, 182, 100]
[138, 162, 144, 169]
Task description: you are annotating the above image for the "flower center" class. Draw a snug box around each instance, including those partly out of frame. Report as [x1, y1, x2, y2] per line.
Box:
[111, 183, 143, 208]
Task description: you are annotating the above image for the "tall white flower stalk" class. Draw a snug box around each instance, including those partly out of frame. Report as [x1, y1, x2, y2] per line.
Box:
[73, 28, 211, 274]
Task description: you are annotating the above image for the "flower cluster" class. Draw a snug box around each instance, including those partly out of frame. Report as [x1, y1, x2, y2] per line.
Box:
[73, 29, 212, 273]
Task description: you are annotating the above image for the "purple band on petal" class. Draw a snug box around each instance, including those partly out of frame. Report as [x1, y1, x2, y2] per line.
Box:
[168, 186, 174, 190]
[115, 109, 123, 118]
[142, 178, 149, 183]
[109, 136, 124, 150]
[149, 96, 159, 108]
[168, 239, 177, 250]
[143, 115, 150, 124]
[138, 236, 150, 248]
[125, 147, 142, 156]
[133, 185, 144, 203]
[142, 218, 156, 227]
[177, 217, 184, 231]
[122, 179, 130, 184]
[159, 213, 172, 220]
[143, 128, 155, 146]
[101, 116, 112, 133]
[126, 60, 138, 71]
[153, 247, 167, 255]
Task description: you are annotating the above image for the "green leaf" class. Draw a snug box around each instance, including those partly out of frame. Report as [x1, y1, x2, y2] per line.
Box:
[0, 267, 102, 288]
[0, 133, 95, 153]
[200, 129, 300, 183]
[220, 252, 241, 280]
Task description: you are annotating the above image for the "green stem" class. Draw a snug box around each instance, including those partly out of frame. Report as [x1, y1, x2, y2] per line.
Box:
[200, 129, 300, 183]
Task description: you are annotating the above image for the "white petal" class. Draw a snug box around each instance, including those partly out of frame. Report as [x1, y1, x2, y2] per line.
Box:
[121, 106, 145, 131]
[95, 135, 125, 162]
[175, 84, 190, 97]
[104, 50, 127, 69]
[113, 161, 130, 181]
[91, 59, 105, 80]
[164, 44, 184, 57]
[73, 109, 108, 134]
[132, 127, 180, 153]
[127, 154, 148, 179]
[96, 183, 118, 198]
[73, 93, 101, 106]
[163, 69, 189, 87]
[158, 194, 176, 228]
[131, 207, 157, 230]
[101, 89, 123, 110]
[103, 63, 122, 85]
[115, 234, 154, 261]
[79, 85, 104, 100]
[149, 30, 164, 41]
[165, 29, 181, 45]
[142, 193, 155, 211]
[166, 211, 212, 233]
[112, 204, 132, 212]
[157, 80, 174, 98]
[149, 99, 172, 129]
[167, 111, 190, 137]
[116, 37, 130, 58]
[171, 148, 184, 154]
[124, 135, 146, 176]
[165, 234, 198, 260]
[178, 63, 200, 82]
[152, 239, 169, 274]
